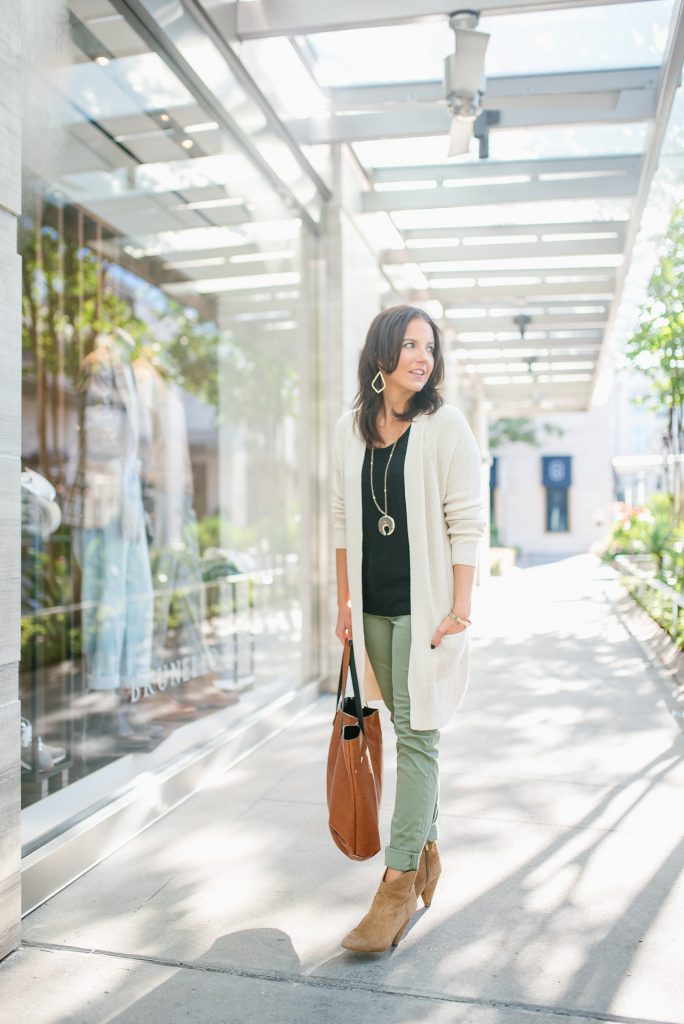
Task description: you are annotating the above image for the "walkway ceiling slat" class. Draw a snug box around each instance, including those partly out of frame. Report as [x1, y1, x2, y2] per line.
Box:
[288, 97, 657, 145]
[362, 173, 639, 212]
[230, 0, 653, 39]
[328, 68, 662, 110]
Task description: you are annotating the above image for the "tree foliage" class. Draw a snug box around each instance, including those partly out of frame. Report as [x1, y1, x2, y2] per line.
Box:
[488, 417, 564, 450]
[625, 201, 684, 521]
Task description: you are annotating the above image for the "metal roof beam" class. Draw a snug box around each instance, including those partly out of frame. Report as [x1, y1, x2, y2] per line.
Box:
[159, 257, 295, 284]
[164, 275, 300, 296]
[466, 362, 602, 374]
[373, 154, 641, 183]
[483, 381, 593, 392]
[423, 282, 615, 301]
[452, 341, 603, 352]
[227, 0, 651, 39]
[363, 172, 639, 212]
[450, 331, 606, 344]
[408, 268, 617, 282]
[329, 67, 661, 111]
[85, 199, 250, 231]
[402, 221, 628, 241]
[384, 238, 624, 263]
[449, 330, 605, 343]
[490, 404, 589, 413]
[437, 285, 615, 303]
[459, 366, 600, 376]
[445, 312, 609, 331]
[219, 294, 300, 308]
[131, 242, 295, 264]
[444, 299, 612, 313]
[289, 91, 657, 144]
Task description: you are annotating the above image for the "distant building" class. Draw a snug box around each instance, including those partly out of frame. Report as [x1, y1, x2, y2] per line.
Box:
[489, 365, 666, 562]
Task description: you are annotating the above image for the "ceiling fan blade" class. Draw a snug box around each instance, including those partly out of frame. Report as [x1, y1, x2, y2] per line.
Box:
[449, 27, 490, 94]
[447, 117, 473, 157]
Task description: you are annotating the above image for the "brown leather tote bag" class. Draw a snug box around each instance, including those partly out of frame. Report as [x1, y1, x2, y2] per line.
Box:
[326, 640, 383, 860]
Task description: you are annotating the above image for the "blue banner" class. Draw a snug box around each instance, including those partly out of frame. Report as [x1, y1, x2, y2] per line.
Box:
[542, 456, 572, 489]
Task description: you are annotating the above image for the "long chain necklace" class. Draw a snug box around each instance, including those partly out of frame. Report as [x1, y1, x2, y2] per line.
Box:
[370, 437, 399, 536]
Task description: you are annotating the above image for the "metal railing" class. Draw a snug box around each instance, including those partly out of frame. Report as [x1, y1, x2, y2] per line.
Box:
[614, 555, 684, 645]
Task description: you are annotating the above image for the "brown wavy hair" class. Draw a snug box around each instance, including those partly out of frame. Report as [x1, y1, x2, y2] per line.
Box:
[353, 305, 444, 447]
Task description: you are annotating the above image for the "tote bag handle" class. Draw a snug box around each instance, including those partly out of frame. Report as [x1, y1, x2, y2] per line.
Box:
[334, 640, 366, 736]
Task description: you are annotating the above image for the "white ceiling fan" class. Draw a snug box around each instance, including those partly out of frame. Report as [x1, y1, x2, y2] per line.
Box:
[444, 10, 490, 157]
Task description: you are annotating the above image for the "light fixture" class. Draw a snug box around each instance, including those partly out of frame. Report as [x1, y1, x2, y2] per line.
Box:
[94, 55, 110, 66]
[180, 138, 195, 150]
[514, 313, 531, 340]
[444, 11, 489, 157]
[184, 121, 219, 133]
[179, 197, 245, 211]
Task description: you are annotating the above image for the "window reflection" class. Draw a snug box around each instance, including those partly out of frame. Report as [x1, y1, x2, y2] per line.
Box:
[20, 192, 306, 804]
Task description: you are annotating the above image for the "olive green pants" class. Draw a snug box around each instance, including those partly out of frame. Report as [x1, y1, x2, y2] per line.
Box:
[363, 612, 439, 871]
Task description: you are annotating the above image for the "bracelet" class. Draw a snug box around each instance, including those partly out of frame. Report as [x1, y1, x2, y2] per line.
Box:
[448, 611, 471, 627]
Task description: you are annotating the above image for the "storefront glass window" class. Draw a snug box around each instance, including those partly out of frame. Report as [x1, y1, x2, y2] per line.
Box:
[20, 1, 316, 814]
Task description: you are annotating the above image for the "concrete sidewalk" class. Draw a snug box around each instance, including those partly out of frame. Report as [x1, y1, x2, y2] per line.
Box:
[3, 553, 684, 1024]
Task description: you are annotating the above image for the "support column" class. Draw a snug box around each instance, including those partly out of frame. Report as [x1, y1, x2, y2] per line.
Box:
[0, 0, 23, 961]
[444, 343, 491, 584]
[320, 144, 388, 689]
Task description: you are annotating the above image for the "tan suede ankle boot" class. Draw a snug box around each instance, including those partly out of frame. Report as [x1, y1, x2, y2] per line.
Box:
[414, 845, 428, 900]
[341, 869, 418, 952]
[414, 841, 441, 907]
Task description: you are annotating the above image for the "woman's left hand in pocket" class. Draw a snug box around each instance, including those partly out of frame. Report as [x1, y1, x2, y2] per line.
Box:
[430, 616, 467, 649]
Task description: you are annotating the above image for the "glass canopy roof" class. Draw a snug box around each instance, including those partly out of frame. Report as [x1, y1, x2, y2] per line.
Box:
[307, 1, 674, 85]
[255, 0, 681, 413]
[37, 0, 684, 415]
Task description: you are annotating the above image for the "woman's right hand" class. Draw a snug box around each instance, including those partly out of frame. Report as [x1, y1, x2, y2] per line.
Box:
[335, 604, 352, 645]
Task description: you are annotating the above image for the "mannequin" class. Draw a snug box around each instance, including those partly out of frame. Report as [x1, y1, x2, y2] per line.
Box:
[133, 347, 237, 710]
[134, 349, 198, 662]
[64, 329, 156, 749]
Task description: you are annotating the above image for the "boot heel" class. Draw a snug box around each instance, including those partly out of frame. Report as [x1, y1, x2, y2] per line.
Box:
[391, 916, 411, 946]
[421, 876, 439, 907]
[420, 841, 442, 908]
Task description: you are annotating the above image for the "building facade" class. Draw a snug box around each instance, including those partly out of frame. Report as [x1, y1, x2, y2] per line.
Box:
[489, 368, 668, 562]
[0, 0, 492, 959]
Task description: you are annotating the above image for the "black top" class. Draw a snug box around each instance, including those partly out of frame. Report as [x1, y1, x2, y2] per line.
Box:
[361, 426, 411, 616]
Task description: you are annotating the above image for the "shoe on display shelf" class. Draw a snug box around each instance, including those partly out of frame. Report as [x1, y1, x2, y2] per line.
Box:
[20, 717, 67, 772]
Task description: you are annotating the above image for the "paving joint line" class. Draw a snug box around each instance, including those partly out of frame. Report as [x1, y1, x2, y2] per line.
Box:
[20, 939, 681, 1024]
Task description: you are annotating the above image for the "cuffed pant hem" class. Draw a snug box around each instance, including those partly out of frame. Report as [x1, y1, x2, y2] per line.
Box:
[385, 845, 421, 871]
[427, 826, 438, 842]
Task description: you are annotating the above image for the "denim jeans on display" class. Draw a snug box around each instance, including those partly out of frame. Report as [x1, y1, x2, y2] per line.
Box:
[78, 500, 153, 692]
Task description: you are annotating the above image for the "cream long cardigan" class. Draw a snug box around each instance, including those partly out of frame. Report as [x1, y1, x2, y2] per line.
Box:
[332, 404, 486, 730]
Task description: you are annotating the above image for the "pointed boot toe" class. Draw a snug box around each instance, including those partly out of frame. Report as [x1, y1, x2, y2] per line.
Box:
[341, 870, 418, 953]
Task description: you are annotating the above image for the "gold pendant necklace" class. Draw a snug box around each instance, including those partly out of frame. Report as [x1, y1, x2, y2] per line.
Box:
[370, 437, 399, 536]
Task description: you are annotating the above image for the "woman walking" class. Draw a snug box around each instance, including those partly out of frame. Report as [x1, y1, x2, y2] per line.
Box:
[332, 304, 485, 952]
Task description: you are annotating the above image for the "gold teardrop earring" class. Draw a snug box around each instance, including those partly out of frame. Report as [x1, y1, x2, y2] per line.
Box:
[371, 370, 386, 394]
